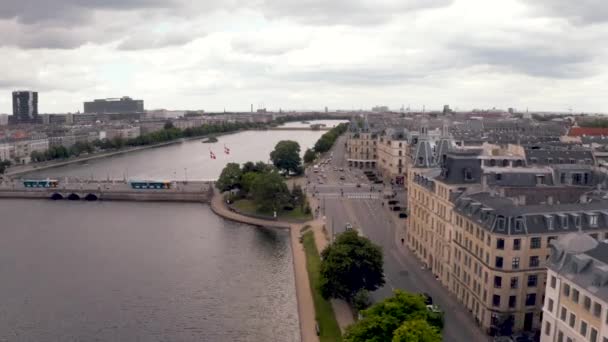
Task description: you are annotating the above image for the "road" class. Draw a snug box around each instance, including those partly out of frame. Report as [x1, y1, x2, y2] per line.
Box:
[305, 135, 490, 342]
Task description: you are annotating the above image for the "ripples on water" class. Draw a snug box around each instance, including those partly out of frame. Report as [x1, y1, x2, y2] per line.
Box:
[0, 201, 300, 342]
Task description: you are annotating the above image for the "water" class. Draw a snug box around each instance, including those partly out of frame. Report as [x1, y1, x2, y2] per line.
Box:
[278, 119, 348, 128]
[0, 123, 343, 341]
[29, 129, 327, 180]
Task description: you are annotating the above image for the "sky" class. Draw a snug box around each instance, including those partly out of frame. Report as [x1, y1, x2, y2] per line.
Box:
[0, 0, 607, 114]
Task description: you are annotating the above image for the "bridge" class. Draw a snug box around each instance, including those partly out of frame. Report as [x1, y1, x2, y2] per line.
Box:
[268, 126, 331, 131]
[0, 178, 214, 203]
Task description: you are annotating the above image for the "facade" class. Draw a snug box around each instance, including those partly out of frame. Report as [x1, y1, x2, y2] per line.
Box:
[406, 142, 608, 335]
[84, 97, 144, 114]
[11, 91, 38, 124]
[541, 235, 608, 342]
[377, 129, 408, 184]
[11, 138, 49, 163]
[346, 117, 377, 168]
[0, 143, 10, 161]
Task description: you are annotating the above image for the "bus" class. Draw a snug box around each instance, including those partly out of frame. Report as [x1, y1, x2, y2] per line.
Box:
[128, 180, 172, 190]
[23, 179, 59, 188]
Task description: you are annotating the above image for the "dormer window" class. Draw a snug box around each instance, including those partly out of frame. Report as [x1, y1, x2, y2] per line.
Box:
[589, 214, 599, 227]
[502, 159, 509, 167]
[545, 215, 554, 230]
[560, 214, 568, 229]
[573, 214, 581, 228]
[497, 216, 506, 231]
[515, 218, 524, 232]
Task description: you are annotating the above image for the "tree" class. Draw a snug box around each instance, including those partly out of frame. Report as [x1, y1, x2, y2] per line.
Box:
[164, 121, 175, 130]
[344, 290, 442, 342]
[270, 140, 302, 175]
[353, 289, 372, 312]
[303, 148, 316, 164]
[291, 184, 305, 209]
[392, 320, 441, 342]
[0, 160, 11, 174]
[240, 172, 259, 196]
[250, 171, 290, 211]
[319, 230, 385, 301]
[216, 163, 242, 192]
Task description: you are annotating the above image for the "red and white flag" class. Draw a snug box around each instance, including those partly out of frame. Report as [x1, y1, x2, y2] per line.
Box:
[224, 144, 230, 155]
[209, 150, 216, 159]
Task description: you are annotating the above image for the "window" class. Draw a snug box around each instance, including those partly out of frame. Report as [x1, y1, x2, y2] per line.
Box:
[510, 277, 519, 289]
[526, 293, 537, 306]
[560, 307, 567, 321]
[572, 289, 579, 303]
[497, 238, 505, 249]
[590, 214, 599, 227]
[528, 275, 538, 287]
[464, 168, 473, 181]
[496, 256, 504, 268]
[590, 328, 598, 342]
[531, 237, 541, 249]
[575, 215, 582, 227]
[564, 284, 571, 296]
[569, 313, 576, 328]
[515, 218, 524, 232]
[512, 257, 520, 269]
[497, 216, 505, 231]
[547, 298, 554, 312]
[545, 321, 551, 336]
[584, 296, 591, 311]
[550, 275, 557, 289]
[509, 295, 516, 308]
[494, 276, 502, 288]
[495, 173, 502, 181]
[594, 302, 602, 318]
[580, 320, 588, 337]
[493, 295, 501, 307]
[513, 238, 521, 250]
[547, 216, 554, 230]
[530, 256, 540, 267]
[561, 215, 568, 229]
[558, 330, 563, 342]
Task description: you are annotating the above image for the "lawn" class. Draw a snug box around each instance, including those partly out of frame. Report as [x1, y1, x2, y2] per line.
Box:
[302, 231, 342, 342]
[232, 199, 312, 221]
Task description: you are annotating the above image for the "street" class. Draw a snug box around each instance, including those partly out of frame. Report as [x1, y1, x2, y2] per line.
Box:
[305, 136, 490, 342]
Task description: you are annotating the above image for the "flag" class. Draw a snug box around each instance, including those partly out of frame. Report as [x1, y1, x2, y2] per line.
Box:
[210, 150, 216, 159]
[224, 144, 230, 155]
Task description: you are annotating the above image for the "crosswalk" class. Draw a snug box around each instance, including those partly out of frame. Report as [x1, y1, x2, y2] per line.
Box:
[317, 192, 380, 199]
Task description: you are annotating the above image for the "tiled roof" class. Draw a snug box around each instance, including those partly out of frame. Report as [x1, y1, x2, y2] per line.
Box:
[568, 127, 608, 137]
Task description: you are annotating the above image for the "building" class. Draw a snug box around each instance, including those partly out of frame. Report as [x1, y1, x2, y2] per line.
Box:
[11, 91, 38, 124]
[541, 234, 608, 342]
[376, 128, 408, 184]
[372, 105, 389, 113]
[11, 138, 49, 164]
[406, 141, 608, 335]
[346, 116, 377, 168]
[0, 114, 9, 126]
[84, 97, 144, 114]
[0, 143, 10, 161]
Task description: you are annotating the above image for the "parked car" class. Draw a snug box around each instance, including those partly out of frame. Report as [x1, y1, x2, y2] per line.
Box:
[339, 176, 346, 180]
[388, 200, 399, 205]
[356, 183, 362, 188]
[422, 293, 433, 305]
[392, 206, 401, 211]
[399, 212, 408, 218]
[374, 180, 383, 184]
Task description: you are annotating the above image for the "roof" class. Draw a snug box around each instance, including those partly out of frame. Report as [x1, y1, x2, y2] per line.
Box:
[568, 127, 608, 137]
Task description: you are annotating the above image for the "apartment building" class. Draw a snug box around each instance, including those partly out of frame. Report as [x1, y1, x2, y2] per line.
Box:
[346, 117, 377, 168]
[542, 235, 608, 342]
[377, 129, 408, 184]
[406, 138, 608, 335]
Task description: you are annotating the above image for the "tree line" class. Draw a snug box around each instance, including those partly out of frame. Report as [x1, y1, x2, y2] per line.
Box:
[303, 123, 348, 164]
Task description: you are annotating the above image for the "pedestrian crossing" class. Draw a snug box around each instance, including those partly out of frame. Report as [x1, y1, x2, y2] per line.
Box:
[317, 192, 380, 199]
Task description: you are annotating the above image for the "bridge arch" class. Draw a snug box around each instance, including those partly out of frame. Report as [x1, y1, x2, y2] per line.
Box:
[84, 193, 99, 201]
[67, 193, 81, 201]
[50, 193, 64, 200]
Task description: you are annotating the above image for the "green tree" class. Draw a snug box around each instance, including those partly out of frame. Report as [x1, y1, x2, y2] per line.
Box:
[392, 320, 442, 342]
[303, 148, 316, 164]
[353, 289, 372, 312]
[0, 160, 11, 174]
[270, 140, 302, 175]
[250, 171, 290, 212]
[216, 163, 242, 192]
[164, 121, 175, 130]
[320, 230, 385, 301]
[291, 184, 305, 209]
[344, 290, 441, 342]
[240, 172, 260, 196]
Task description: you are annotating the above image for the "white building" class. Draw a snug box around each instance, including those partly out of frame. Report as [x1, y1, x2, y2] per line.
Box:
[0, 143, 10, 161]
[541, 233, 608, 342]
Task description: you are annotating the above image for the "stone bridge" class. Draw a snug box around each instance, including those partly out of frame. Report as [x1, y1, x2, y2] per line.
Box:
[0, 179, 215, 203]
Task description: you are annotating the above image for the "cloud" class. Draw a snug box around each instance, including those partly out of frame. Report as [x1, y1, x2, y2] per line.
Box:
[525, 0, 608, 25]
[256, 0, 453, 25]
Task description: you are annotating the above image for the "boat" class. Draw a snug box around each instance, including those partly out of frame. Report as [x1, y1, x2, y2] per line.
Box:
[201, 136, 218, 143]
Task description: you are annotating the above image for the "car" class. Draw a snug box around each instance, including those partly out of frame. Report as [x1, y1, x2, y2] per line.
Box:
[374, 180, 383, 184]
[392, 206, 401, 211]
[399, 212, 408, 218]
[388, 200, 399, 205]
[318, 180, 324, 184]
[426, 304, 441, 313]
[333, 167, 338, 171]
[339, 168, 344, 171]
[356, 183, 361, 188]
[345, 223, 353, 231]
[339, 176, 345, 180]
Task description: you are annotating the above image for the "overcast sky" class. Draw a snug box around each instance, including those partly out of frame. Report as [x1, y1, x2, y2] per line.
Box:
[0, 0, 607, 113]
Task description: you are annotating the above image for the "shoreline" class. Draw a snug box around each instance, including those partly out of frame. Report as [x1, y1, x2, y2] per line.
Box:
[209, 189, 319, 342]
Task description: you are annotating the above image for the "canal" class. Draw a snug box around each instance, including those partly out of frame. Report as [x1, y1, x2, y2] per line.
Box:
[0, 121, 343, 341]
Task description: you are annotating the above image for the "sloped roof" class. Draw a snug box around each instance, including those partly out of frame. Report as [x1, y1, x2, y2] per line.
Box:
[568, 127, 608, 137]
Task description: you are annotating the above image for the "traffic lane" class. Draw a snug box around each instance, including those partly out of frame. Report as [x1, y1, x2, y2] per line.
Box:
[344, 200, 489, 342]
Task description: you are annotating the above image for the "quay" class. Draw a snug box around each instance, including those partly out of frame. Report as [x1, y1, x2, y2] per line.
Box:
[0, 178, 214, 203]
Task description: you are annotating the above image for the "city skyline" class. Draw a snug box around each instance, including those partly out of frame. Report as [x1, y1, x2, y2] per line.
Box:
[1, 0, 608, 113]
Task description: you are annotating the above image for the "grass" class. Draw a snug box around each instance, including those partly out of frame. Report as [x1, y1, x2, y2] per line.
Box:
[302, 231, 342, 342]
[232, 199, 313, 221]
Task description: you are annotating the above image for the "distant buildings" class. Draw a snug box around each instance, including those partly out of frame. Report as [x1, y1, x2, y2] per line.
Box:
[11, 91, 38, 124]
[84, 96, 144, 114]
[372, 106, 389, 113]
